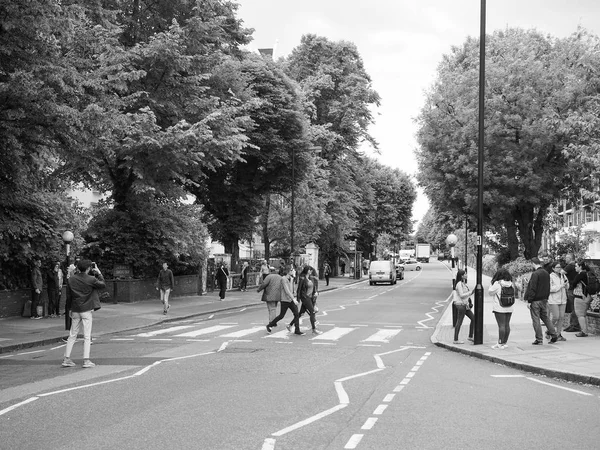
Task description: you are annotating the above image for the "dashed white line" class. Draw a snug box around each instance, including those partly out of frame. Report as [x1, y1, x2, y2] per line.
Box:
[373, 404, 387, 415]
[383, 394, 395, 402]
[16, 350, 44, 356]
[344, 434, 364, 449]
[361, 418, 378, 430]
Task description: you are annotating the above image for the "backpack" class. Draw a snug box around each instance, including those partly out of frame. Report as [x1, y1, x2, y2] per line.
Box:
[498, 285, 515, 307]
[585, 271, 599, 295]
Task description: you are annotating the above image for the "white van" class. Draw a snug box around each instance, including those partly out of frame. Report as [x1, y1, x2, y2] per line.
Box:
[368, 260, 397, 285]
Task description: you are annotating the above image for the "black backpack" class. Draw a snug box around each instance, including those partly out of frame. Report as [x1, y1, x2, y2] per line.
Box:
[585, 271, 599, 295]
[499, 285, 515, 307]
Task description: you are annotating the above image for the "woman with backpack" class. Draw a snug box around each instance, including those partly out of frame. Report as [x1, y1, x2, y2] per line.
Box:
[570, 261, 592, 337]
[488, 268, 515, 349]
[548, 261, 569, 341]
[453, 270, 474, 344]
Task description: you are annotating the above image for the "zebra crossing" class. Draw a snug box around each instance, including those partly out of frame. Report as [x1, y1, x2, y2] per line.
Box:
[119, 322, 404, 345]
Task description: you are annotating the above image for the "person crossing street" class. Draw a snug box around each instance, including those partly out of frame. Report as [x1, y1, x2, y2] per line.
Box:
[266, 265, 303, 335]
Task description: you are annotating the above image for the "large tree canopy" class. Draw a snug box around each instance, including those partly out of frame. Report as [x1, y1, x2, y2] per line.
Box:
[416, 28, 600, 260]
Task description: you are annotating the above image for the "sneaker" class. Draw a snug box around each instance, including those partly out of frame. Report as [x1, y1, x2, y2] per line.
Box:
[557, 335, 567, 341]
[545, 332, 551, 340]
[312, 329, 323, 335]
[500, 344, 508, 349]
[563, 326, 580, 333]
[286, 325, 292, 332]
[453, 340, 464, 344]
[294, 331, 306, 336]
[550, 336, 558, 343]
[467, 337, 474, 342]
[61, 358, 76, 368]
[532, 340, 543, 345]
[575, 332, 588, 337]
[163, 310, 167, 315]
[266, 325, 272, 333]
[82, 360, 96, 368]
[491, 343, 501, 349]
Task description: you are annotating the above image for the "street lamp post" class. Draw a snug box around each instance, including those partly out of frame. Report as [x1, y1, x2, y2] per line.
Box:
[474, 0, 487, 345]
[464, 215, 468, 273]
[446, 233, 458, 326]
[62, 230, 74, 265]
[291, 147, 295, 260]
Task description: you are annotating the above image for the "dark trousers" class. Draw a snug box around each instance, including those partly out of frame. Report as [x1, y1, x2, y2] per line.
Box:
[269, 302, 300, 333]
[493, 311, 513, 344]
[240, 277, 247, 291]
[48, 288, 60, 315]
[31, 290, 41, 317]
[530, 300, 556, 341]
[325, 274, 330, 286]
[454, 304, 474, 341]
[218, 282, 226, 299]
[292, 297, 316, 330]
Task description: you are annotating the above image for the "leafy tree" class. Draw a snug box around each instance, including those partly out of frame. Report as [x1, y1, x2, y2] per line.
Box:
[283, 35, 381, 265]
[546, 225, 600, 261]
[416, 28, 599, 260]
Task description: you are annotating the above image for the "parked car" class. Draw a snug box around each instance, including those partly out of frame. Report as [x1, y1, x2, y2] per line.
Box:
[368, 260, 397, 285]
[399, 259, 422, 271]
[395, 264, 405, 280]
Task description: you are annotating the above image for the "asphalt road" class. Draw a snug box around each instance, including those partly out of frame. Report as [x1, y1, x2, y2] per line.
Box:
[1, 262, 599, 450]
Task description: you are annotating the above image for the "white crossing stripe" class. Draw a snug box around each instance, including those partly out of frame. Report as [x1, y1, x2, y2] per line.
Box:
[137, 325, 194, 337]
[175, 325, 236, 337]
[311, 327, 355, 341]
[362, 328, 401, 343]
[263, 329, 290, 339]
[221, 326, 264, 338]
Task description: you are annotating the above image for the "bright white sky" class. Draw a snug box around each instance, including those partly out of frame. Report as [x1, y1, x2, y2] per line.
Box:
[237, 0, 600, 228]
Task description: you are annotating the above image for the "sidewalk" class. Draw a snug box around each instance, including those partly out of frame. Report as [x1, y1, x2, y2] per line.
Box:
[431, 267, 600, 386]
[0, 275, 364, 354]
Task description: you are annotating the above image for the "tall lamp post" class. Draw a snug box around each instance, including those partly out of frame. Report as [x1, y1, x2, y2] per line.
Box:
[62, 230, 74, 265]
[446, 233, 458, 326]
[474, 0, 487, 345]
[464, 215, 469, 273]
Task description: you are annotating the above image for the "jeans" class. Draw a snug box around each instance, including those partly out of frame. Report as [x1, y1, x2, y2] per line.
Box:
[240, 277, 247, 291]
[325, 274, 330, 286]
[493, 312, 512, 344]
[574, 296, 590, 333]
[266, 301, 278, 323]
[269, 302, 300, 333]
[548, 303, 566, 336]
[48, 288, 60, 316]
[65, 311, 93, 360]
[294, 297, 316, 330]
[454, 304, 474, 341]
[160, 288, 171, 311]
[529, 300, 556, 341]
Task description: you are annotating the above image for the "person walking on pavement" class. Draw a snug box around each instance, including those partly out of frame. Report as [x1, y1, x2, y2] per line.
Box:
[563, 254, 580, 332]
[30, 258, 43, 319]
[257, 271, 283, 324]
[548, 261, 569, 341]
[62, 260, 104, 368]
[488, 268, 515, 349]
[570, 260, 592, 337]
[309, 267, 320, 313]
[260, 260, 270, 281]
[291, 266, 322, 335]
[525, 257, 558, 345]
[266, 265, 303, 335]
[216, 262, 229, 301]
[323, 261, 331, 286]
[47, 261, 63, 318]
[240, 261, 249, 292]
[452, 269, 474, 344]
[156, 262, 174, 314]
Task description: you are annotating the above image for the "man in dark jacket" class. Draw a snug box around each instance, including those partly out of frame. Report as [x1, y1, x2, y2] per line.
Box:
[30, 259, 43, 319]
[62, 260, 105, 368]
[562, 254, 580, 332]
[525, 257, 558, 345]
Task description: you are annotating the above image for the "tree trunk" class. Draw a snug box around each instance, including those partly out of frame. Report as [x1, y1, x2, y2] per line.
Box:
[505, 216, 520, 261]
[223, 238, 240, 268]
[261, 196, 271, 261]
[514, 203, 547, 259]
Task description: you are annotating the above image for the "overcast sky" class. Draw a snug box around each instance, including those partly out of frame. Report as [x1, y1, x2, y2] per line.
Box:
[236, 0, 600, 227]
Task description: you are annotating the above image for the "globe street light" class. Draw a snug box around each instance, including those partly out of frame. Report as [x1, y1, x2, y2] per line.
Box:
[62, 230, 74, 259]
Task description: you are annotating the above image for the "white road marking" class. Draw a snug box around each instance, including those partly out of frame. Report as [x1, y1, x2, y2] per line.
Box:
[217, 341, 229, 352]
[383, 394, 395, 402]
[311, 327, 355, 341]
[185, 339, 210, 342]
[491, 375, 524, 378]
[219, 322, 238, 325]
[393, 385, 405, 392]
[175, 325, 236, 337]
[312, 342, 336, 346]
[111, 338, 133, 341]
[149, 339, 172, 341]
[358, 344, 381, 347]
[263, 330, 290, 339]
[373, 404, 388, 415]
[16, 350, 44, 356]
[411, 365, 420, 371]
[362, 328, 401, 343]
[350, 324, 368, 327]
[261, 438, 275, 450]
[525, 377, 594, 396]
[50, 344, 66, 350]
[344, 434, 364, 449]
[137, 325, 194, 337]
[0, 354, 15, 359]
[0, 397, 38, 416]
[361, 417, 378, 430]
[221, 326, 264, 338]
[272, 404, 348, 437]
[400, 378, 411, 385]
[406, 372, 416, 378]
